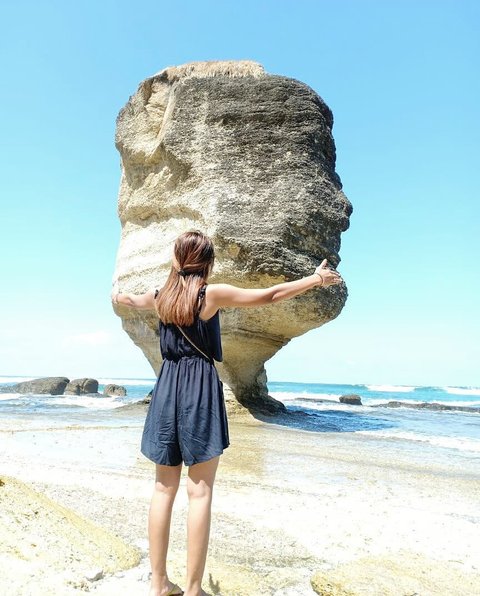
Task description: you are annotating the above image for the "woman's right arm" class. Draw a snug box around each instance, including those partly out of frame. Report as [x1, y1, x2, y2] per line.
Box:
[209, 259, 343, 308]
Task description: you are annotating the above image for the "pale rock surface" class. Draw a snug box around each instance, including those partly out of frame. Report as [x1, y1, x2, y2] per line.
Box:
[0, 475, 140, 594]
[310, 550, 480, 596]
[112, 59, 352, 412]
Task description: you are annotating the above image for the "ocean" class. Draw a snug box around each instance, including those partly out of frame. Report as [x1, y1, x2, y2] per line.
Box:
[1, 376, 479, 458]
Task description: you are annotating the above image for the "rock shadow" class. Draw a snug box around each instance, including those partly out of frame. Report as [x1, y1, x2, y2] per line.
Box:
[249, 404, 394, 434]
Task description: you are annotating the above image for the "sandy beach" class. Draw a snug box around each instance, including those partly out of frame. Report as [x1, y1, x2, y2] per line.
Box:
[1, 404, 479, 595]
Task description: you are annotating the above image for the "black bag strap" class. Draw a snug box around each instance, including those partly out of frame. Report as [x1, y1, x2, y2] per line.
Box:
[175, 324, 213, 362]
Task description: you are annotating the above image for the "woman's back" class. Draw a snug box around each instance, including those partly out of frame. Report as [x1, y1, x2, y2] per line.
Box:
[155, 284, 223, 363]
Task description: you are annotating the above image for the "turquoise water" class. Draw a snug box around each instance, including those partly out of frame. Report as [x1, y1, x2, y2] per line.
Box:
[1, 376, 479, 457]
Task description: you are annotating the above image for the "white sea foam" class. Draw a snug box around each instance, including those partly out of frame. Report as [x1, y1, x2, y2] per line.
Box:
[355, 429, 480, 453]
[443, 386, 480, 396]
[443, 400, 480, 407]
[356, 398, 480, 409]
[97, 378, 156, 386]
[0, 376, 36, 384]
[0, 393, 21, 401]
[0, 393, 131, 409]
[298, 402, 366, 412]
[366, 384, 417, 393]
[274, 395, 480, 409]
[363, 398, 479, 406]
[31, 395, 128, 409]
[270, 395, 367, 413]
[270, 391, 341, 402]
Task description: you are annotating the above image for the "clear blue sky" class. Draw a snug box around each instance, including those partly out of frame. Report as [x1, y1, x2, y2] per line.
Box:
[1, 0, 478, 387]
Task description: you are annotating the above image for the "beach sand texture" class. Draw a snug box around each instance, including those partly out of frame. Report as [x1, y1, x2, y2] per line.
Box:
[0, 475, 141, 594]
[0, 410, 479, 595]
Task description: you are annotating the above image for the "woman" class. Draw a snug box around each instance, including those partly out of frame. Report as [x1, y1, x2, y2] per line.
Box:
[111, 229, 342, 596]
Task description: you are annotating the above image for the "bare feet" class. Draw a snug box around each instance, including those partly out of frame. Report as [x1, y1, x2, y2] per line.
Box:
[149, 578, 183, 595]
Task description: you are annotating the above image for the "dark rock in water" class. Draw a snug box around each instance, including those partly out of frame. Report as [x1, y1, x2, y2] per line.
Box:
[237, 392, 288, 415]
[11, 377, 70, 395]
[339, 394, 362, 405]
[371, 400, 480, 413]
[64, 378, 99, 395]
[103, 384, 127, 397]
[142, 390, 153, 404]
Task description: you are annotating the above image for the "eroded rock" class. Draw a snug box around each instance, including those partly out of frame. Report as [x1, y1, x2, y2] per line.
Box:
[65, 378, 99, 395]
[112, 59, 352, 413]
[103, 384, 127, 397]
[11, 377, 70, 395]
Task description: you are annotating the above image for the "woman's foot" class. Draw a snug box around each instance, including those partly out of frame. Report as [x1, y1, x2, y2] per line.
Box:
[149, 578, 184, 595]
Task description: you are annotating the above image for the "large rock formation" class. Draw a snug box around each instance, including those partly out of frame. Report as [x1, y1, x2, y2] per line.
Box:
[112, 60, 352, 413]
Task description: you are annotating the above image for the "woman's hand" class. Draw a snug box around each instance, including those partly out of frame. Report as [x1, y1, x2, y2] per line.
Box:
[111, 280, 120, 305]
[314, 259, 343, 287]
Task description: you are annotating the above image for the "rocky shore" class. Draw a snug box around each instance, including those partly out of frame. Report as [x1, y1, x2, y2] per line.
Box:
[0, 376, 126, 397]
[6, 377, 479, 418]
[1, 409, 479, 595]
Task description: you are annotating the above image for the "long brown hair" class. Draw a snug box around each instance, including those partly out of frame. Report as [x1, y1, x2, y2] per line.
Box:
[155, 230, 215, 326]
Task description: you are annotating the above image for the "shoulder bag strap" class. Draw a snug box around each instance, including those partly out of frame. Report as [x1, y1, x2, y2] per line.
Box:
[175, 324, 213, 362]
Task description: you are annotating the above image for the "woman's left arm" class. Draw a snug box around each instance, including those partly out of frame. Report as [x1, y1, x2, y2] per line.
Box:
[111, 286, 157, 310]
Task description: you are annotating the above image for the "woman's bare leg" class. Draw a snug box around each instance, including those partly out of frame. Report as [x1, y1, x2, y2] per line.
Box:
[183, 456, 220, 596]
[148, 462, 183, 596]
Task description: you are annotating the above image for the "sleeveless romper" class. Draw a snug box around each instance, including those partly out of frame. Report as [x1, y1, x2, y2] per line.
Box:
[140, 284, 230, 466]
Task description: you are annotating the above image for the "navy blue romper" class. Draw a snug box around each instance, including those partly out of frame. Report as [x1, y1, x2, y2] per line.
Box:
[140, 284, 230, 466]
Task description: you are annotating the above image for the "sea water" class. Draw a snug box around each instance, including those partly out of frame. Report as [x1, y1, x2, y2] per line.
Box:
[0, 376, 479, 458]
[270, 381, 480, 457]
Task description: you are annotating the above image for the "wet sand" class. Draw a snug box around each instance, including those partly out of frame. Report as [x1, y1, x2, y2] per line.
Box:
[0, 407, 479, 595]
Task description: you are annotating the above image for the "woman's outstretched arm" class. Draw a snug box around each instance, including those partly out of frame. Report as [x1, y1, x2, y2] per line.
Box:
[208, 259, 342, 308]
[111, 285, 157, 310]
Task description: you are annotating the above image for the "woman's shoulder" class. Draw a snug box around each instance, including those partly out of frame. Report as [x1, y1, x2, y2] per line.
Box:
[203, 282, 231, 297]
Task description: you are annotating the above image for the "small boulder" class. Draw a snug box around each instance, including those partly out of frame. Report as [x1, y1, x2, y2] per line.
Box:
[64, 378, 99, 395]
[103, 384, 127, 397]
[141, 389, 153, 404]
[12, 377, 70, 395]
[339, 394, 362, 405]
